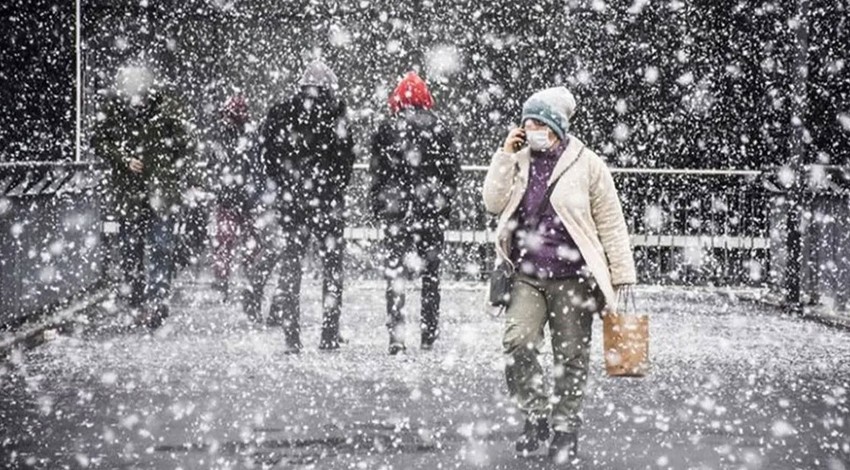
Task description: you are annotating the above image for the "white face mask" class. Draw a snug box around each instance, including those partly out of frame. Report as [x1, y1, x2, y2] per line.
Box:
[526, 130, 553, 151]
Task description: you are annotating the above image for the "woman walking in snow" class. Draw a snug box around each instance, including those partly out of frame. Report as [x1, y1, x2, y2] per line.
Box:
[482, 86, 636, 462]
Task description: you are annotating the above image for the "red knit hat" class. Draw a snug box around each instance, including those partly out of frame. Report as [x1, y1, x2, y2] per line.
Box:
[388, 72, 434, 114]
[222, 94, 249, 126]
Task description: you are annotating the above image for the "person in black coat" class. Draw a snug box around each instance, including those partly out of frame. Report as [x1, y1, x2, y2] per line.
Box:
[93, 65, 193, 328]
[254, 60, 355, 353]
[369, 71, 459, 354]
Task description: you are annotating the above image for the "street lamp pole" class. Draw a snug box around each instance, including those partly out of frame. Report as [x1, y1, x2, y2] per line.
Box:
[75, 0, 82, 162]
[785, 0, 809, 314]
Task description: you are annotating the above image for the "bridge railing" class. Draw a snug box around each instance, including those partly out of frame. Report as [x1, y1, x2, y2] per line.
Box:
[343, 164, 771, 286]
[766, 165, 850, 317]
[0, 161, 105, 327]
[1, 160, 782, 325]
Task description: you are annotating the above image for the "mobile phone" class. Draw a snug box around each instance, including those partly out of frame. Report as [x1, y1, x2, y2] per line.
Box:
[515, 129, 526, 150]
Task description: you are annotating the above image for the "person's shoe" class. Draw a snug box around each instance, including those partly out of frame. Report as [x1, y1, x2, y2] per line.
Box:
[421, 332, 439, 350]
[515, 417, 550, 454]
[548, 431, 578, 463]
[147, 312, 165, 330]
[149, 304, 169, 330]
[213, 279, 229, 300]
[283, 338, 302, 355]
[125, 308, 145, 331]
[133, 305, 167, 330]
[241, 290, 262, 324]
[388, 325, 406, 355]
[388, 338, 406, 355]
[319, 329, 341, 351]
[265, 316, 284, 328]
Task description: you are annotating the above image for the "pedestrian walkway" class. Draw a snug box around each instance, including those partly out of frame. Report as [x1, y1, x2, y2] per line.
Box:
[1, 278, 849, 469]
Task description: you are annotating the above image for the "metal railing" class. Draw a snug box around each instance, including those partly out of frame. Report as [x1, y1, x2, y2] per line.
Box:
[766, 165, 850, 316]
[342, 164, 771, 285]
[0, 161, 106, 327]
[2, 161, 773, 282]
[0, 161, 102, 197]
[8, 159, 850, 324]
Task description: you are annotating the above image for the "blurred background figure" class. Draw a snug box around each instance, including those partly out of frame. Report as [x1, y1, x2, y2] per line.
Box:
[208, 93, 263, 303]
[93, 63, 193, 329]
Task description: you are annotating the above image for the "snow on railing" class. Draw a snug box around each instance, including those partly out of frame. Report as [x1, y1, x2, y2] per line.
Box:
[0, 161, 102, 198]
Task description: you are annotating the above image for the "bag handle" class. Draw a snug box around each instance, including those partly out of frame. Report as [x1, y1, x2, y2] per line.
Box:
[614, 284, 638, 315]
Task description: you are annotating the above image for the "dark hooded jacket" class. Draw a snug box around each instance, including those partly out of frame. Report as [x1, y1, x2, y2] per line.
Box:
[261, 87, 355, 224]
[369, 108, 459, 226]
[93, 87, 191, 217]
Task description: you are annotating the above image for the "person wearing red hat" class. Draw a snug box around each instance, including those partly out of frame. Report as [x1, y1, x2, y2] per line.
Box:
[369, 71, 459, 354]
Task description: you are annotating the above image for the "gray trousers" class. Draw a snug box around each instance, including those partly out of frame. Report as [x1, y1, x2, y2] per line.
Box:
[503, 273, 602, 433]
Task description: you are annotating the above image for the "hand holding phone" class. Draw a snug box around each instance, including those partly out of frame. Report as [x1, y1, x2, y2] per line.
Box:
[503, 127, 526, 154]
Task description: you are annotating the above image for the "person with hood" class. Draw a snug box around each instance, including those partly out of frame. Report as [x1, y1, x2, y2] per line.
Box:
[369, 71, 459, 354]
[209, 94, 263, 303]
[93, 65, 192, 329]
[482, 87, 636, 462]
[255, 60, 355, 352]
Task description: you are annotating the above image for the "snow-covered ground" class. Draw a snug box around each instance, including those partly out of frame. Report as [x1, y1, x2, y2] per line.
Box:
[1, 278, 849, 469]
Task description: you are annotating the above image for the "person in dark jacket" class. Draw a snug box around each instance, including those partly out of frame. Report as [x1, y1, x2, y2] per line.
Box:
[209, 94, 263, 303]
[369, 71, 459, 354]
[254, 60, 355, 352]
[93, 64, 192, 329]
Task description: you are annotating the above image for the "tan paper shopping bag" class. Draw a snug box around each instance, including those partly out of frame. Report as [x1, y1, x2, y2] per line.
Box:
[603, 289, 649, 377]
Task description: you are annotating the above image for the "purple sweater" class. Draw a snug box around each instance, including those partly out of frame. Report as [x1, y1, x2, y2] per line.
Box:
[510, 140, 586, 279]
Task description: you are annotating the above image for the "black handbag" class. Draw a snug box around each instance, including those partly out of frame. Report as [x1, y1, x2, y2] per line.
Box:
[489, 261, 514, 308]
[488, 146, 585, 309]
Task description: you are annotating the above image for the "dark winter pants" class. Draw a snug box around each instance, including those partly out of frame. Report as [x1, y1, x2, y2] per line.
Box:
[213, 207, 257, 283]
[246, 215, 345, 348]
[383, 223, 445, 343]
[503, 273, 602, 433]
[174, 204, 209, 270]
[118, 208, 176, 314]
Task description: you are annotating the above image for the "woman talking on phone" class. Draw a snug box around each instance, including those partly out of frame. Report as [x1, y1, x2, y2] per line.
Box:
[482, 87, 636, 463]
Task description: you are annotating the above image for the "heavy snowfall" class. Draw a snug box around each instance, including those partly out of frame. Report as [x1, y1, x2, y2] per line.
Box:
[0, 0, 848, 469]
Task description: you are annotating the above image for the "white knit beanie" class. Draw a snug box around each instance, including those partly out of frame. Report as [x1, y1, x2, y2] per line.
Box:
[298, 60, 339, 91]
[520, 87, 577, 141]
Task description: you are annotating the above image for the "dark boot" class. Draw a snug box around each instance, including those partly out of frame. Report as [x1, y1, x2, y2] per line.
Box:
[281, 307, 302, 354]
[419, 252, 442, 351]
[420, 330, 439, 350]
[515, 417, 550, 453]
[319, 327, 341, 351]
[387, 284, 407, 355]
[283, 335, 302, 355]
[388, 327, 406, 355]
[135, 304, 168, 331]
[389, 342, 406, 355]
[151, 307, 167, 330]
[265, 316, 283, 328]
[318, 300, 341, 350]
[241, 288, 262, 324]
[318, 237, 344, 352]
[213, 278, 229, 301]
[548, 431, 578, 463]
